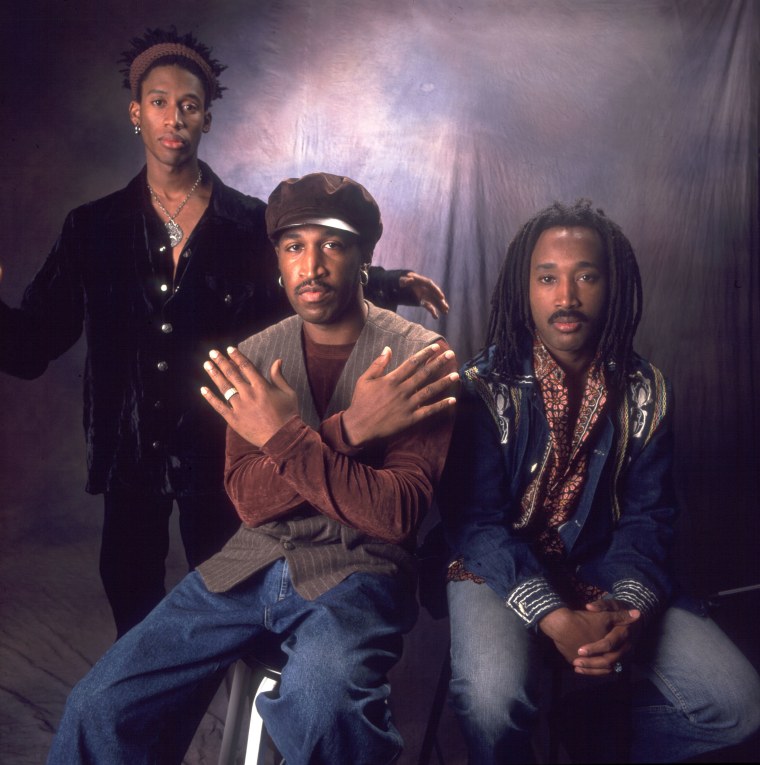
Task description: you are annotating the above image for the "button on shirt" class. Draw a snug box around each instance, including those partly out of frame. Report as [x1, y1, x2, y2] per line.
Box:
[133, 188, 275, 496]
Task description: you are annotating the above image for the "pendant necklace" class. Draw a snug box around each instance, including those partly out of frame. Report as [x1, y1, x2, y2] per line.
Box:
[147, 169, 203, 248]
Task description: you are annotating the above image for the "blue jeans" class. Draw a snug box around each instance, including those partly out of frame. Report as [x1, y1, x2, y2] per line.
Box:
[47, 560, 417, 765]
[447, 579, 760, 764]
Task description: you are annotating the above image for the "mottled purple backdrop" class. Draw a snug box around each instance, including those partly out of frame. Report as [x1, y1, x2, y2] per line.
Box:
[0, 1, 757, 763]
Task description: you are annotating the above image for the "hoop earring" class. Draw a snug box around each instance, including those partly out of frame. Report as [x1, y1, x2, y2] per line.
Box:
[134, 124, 141, 135]
[278, 276, 284, 288]
[359, 265, 369, 287]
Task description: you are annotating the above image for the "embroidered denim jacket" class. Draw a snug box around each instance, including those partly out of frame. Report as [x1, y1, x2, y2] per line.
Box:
[439, 345, 677, 627]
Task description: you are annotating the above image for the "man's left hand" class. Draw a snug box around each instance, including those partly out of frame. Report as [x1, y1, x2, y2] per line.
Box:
[341, 342, 458, 447]
[201, 347, 299, 446]
[399, 271, 449, 319]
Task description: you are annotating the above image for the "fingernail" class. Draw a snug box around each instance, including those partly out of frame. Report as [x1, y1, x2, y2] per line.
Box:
[449, 372, 459, 380]
[227, 346, 236, 355]
[209, 349, 219, 359]
[200, 387, 209, 395]
[444, 350, 455, 359]
[203, 361, 213, 371]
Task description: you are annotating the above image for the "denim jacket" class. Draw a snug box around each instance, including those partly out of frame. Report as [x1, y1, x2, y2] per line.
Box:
[439, 345, 678, 628]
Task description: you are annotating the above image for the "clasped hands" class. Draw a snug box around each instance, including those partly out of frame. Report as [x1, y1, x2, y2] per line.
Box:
[539, 598, 643, 676]
[201, 342, 458, 448]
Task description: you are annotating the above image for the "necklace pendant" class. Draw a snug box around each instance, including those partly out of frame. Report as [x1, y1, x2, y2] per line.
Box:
[166, 220, 183, 247]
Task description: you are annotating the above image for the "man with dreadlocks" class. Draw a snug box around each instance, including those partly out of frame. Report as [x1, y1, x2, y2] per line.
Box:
[437, 200, 760, 763]
[0, 27, 449, 638]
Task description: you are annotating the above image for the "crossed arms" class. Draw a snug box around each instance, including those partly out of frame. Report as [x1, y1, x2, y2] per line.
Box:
[202, 342, 459, 545]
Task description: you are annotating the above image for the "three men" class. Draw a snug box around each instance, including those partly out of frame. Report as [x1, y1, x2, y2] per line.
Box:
[0, 28, 448, 637]
[46, 172, 458, 765]
[438, 199, 760, 763]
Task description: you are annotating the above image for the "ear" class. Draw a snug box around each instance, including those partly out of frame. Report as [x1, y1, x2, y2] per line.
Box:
[360, 245, 374, 264]
[129, 101, 140, 127]
[203, 111, 212, 133]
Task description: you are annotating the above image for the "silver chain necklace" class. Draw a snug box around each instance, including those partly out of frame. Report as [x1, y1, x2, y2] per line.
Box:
[147, 169, 203, 248]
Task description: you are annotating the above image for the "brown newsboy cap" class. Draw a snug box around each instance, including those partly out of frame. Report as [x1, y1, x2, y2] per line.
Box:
[265, 172, 383, 249]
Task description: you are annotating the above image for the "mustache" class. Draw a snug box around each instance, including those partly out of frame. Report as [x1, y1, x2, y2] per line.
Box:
[549, 309, 588, 324]
[295, 278, 332, 294]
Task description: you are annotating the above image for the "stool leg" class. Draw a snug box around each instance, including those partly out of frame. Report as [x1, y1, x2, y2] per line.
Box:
[245, 675, 279, 765]
[418, 652, 451, 765]
[219, 660, 256, 765]
[548, 665, 562, 763]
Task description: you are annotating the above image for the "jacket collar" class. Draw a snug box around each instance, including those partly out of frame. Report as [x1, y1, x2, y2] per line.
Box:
[470, 341, 628, 390]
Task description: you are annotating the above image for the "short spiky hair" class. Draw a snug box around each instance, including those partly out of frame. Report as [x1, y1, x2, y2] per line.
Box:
[119, 26, 227, 106]
[486, 199, 642, 390]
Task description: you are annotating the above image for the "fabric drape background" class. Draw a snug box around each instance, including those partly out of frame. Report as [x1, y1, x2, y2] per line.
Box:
[1, 1, 757, 762]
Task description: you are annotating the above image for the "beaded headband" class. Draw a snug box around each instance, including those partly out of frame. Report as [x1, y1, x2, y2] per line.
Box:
[128, 42, 220, 101]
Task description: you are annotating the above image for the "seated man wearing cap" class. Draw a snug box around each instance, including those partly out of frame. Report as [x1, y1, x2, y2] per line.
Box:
[46, 173, 459, 765]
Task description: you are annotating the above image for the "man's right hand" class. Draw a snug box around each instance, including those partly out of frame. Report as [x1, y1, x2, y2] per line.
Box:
[341, 342, 458, 447]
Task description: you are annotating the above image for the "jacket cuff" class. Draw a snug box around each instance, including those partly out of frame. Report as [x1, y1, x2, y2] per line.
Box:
[320, 412, 364, 456]
[260, 415, 307, 457]
[367, 267, 410, 311]
[505, 577, 565, 627]
[611, 579, 659, 617]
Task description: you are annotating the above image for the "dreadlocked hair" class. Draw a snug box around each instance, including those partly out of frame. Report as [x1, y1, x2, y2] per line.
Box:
[119, 26, 227, 106]
[485, 199, 642, 391]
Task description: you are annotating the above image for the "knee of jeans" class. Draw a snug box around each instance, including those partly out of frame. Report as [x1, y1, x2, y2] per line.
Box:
[736, 703, 760, 743]
[277, 648, 394, 727]
[300, 641, 394, 691]
[449, 662, 534, 731]
[262, 681, 401, 765]
[265, 669, 397, 761]
[674, 668, 760, 745]
[718, 679, 760, 742]
[65, 674, 110, 725]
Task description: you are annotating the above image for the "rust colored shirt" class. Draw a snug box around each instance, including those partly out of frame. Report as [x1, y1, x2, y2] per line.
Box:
[225, 331, 456, 547]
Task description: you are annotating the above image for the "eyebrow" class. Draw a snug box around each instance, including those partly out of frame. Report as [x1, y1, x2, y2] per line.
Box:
[278, 231, 306, 243]
[533, 260, 601, 270]
[145, 87, 202, 100]
[279, 229, 352, 243]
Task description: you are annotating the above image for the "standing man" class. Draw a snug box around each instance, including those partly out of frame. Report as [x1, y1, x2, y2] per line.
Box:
[439, 199, 760, 763]
[0, 27, 448, 637]
[46, 172, 458, 765]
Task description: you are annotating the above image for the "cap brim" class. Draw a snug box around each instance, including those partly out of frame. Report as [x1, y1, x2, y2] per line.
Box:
[272, 217, 360, 237]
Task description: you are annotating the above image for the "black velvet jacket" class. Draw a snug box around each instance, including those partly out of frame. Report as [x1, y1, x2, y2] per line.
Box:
[0, 163, 408, 497]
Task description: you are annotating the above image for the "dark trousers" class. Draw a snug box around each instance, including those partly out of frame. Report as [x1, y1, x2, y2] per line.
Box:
[99, 489, 240, 637]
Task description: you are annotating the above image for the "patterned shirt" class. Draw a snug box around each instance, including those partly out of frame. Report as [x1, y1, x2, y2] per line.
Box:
[449, 337, 609, 606]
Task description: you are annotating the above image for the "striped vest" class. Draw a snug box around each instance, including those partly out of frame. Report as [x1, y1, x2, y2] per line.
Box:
[198, 302, 442, 598]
